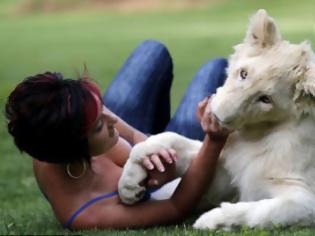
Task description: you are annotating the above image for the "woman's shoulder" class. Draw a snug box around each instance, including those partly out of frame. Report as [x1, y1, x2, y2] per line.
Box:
[32, 160, 73, 223]
[32, 158, 123, 226]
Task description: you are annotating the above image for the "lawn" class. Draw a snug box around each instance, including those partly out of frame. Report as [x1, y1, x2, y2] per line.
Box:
[0, 0, 315, 235]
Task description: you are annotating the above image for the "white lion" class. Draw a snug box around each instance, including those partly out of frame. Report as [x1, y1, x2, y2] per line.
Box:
[118, 9, 315, 230]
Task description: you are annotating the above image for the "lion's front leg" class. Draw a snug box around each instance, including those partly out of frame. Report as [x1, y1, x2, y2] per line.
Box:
[118, 142, 163, 204]
[117, 158, 147, 204]
[194, 187, 315, 230]
[118, 132, 201, 204]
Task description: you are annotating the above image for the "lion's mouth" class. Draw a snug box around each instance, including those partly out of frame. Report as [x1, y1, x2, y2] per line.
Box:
[214, 114, 233, 127]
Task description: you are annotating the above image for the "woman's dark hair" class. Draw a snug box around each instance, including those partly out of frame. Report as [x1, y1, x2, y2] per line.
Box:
[5, 72, 102, 163]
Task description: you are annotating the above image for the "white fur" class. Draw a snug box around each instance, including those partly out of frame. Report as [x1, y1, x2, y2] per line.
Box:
[118, 9, 315, 230]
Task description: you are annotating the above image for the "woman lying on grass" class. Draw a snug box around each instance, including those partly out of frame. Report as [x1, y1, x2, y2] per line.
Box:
[5, 40, 229, 230]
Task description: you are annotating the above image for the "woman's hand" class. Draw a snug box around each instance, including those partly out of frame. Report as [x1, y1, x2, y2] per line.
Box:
[197, 95, 232, 142]
[141, 148, 178, 187]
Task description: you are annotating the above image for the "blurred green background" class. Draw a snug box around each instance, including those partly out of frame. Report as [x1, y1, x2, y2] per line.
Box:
[0, 0, 314, 235]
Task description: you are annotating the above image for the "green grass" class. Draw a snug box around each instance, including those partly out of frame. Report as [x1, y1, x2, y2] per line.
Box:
[0, 0, 315, 235]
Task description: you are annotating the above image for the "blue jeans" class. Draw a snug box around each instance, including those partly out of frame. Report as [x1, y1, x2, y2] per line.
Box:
[103, 40, 227, 141]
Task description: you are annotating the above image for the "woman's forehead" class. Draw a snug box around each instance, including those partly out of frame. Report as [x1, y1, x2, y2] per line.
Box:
[92, 92, 103, 115]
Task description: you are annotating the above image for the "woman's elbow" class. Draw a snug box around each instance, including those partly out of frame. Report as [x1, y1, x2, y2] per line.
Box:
[168, 199, 192, 223]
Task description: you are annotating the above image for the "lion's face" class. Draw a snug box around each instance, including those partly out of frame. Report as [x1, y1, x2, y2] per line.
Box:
[211, 10, 315, 130]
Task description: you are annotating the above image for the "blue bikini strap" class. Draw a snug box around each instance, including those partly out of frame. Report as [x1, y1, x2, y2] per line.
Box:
[65, 188, 159, 229]
[65, 191, 119, 229]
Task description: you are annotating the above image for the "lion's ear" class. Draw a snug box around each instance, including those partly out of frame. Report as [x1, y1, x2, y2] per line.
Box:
[294, 64, 315, 115]
[244, 9, 281, 48]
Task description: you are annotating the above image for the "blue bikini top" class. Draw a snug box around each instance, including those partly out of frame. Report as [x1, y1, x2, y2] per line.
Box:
[64, 189, 154, 229]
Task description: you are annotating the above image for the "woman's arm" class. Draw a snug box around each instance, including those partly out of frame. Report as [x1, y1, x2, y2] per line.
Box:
[73, 133, 226, 230]
[73, 97, 230, 230]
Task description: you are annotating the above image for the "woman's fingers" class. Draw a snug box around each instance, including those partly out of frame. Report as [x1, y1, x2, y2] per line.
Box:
[168, 148, 178, 162]
[150, 154, 165, 172]
[202, 112, 232, 141]
[197, 96, 209, 121]
[156, 148, 178, 164]
[142, 156, 154, 170]
[142, 155, 165, 172]
[198, 96, 232, 141]
[197, 95, 215, 121]
[142, 149, 178, 173]
[147, 178, 159, 187]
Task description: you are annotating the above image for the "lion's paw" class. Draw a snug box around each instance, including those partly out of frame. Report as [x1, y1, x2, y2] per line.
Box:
[118, 182, 146, 205]
[193, 208, 226, 230]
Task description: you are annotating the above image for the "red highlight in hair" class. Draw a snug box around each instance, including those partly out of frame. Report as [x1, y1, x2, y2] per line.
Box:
[81, 80, 103, 133]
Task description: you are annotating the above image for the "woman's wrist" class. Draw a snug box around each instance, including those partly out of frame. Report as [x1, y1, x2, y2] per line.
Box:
[204, 132, 228, 146]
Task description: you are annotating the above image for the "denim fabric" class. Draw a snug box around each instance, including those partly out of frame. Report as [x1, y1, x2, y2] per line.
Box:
[166, 58, 228, 140]
[103, 40, 173, 134]
[103, 40, 227, 140]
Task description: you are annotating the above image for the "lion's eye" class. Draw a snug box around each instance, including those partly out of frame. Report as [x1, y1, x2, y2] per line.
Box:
[258, 95, 272, 104]
[240, 69, 248, 80]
